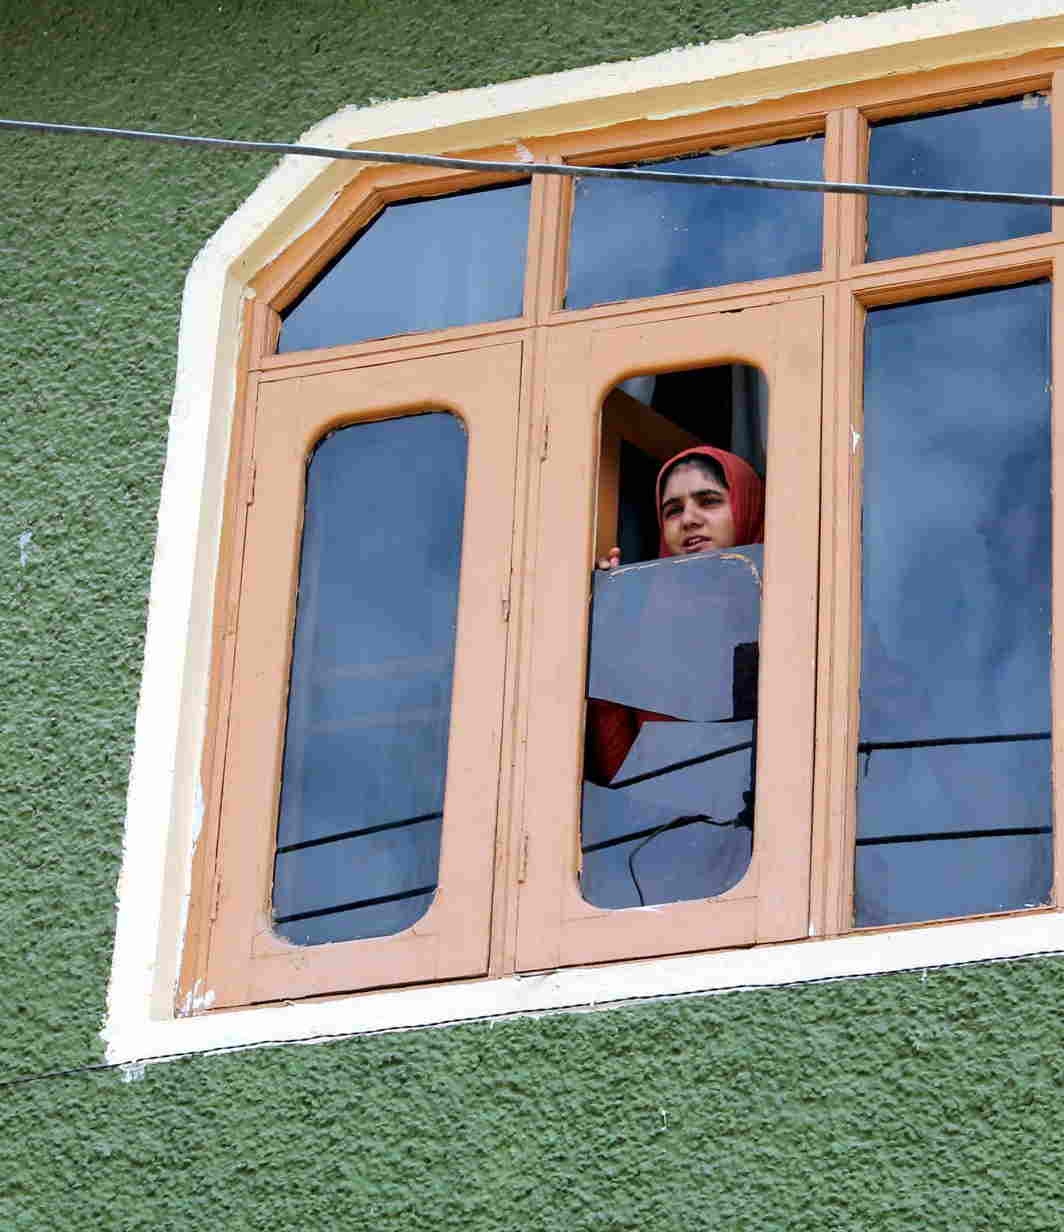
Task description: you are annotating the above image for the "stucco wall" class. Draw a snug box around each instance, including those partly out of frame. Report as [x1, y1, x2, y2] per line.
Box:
[6, 963, 1064, 1228]
[3, 1, 1063, 1227]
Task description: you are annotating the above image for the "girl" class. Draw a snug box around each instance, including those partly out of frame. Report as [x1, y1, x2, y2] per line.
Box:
[587, 445, 765, 783]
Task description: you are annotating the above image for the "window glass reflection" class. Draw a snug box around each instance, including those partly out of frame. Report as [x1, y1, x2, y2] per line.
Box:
[278, 182, 531, 353]
[857, 282, 1052, 926]
[866, 95, 1051, 262]
[273, 412, 467, 945]
[566, 137, 823, 309]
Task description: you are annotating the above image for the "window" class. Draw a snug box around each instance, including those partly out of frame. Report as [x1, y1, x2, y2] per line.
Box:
[855, 281, 1053, 926]
[271, 412, 468, 948]
[517, 300, 821, 969]
[203, 339, 522, 1006]
[163, 47, 1064, 1027]
[581, 365, 765, 913]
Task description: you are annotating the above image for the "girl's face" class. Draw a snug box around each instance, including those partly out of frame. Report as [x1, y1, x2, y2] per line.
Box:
[660, 461, 738, 555]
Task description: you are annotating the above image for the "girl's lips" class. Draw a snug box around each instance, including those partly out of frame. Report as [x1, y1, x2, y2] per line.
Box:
[682, 536, 710, 551]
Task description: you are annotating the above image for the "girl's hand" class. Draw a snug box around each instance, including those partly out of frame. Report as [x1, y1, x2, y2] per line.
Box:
[596, 546, 621, 570]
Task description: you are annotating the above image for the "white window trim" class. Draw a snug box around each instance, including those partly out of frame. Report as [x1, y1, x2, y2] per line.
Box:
[105, 0, 1064, 1066]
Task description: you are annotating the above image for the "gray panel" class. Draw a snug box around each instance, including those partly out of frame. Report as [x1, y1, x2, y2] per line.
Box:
[581, 550, 759, 909]
[587, 547, 761, 722]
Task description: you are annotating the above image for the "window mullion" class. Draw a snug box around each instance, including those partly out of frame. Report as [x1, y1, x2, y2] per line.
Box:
[486, 322, 544, 978]
[1049, 264, 1064, 912]
[813, 281, 865, 938]
[523, 152, 571, 322]
[833, 106, 866, 277]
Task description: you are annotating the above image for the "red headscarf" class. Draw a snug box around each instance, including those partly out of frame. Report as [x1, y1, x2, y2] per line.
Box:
[655, 445, 765, 556]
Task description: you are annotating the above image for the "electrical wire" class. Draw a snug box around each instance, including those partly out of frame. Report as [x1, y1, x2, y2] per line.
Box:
[607, 739, 753, 790]
[627, 812, 750, 906]
[2, 117, 1063, 207]
[273, 883, 436, 925]
[275, 810, 442, 855]
[856, 824, 1050, 847]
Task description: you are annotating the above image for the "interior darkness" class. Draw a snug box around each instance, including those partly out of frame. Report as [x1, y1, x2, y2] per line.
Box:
[615, 364, 758, 564]
[650, 366, 734, 439]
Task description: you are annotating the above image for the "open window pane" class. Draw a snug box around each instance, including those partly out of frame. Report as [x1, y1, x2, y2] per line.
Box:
[581, 366, 765, 909]
[857, 282, 1052, 926]
[565, 137, 823, 308]
[273, 412, 467, 945]
[277, 182, 531, 352]
[866, 95, 1051, 262]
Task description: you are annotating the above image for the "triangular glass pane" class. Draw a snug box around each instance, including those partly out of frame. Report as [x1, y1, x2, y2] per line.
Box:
[278, 181, 531, 352]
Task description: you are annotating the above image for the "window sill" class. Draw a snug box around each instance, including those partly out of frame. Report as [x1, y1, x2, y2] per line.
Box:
[103, 908, 1063, 1066]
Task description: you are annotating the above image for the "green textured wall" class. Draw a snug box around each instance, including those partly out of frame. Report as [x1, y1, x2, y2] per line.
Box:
[3, 1, 1062, 1228]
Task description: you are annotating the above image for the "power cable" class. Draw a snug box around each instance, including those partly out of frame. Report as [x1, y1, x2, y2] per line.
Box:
[1, 118, 1062, 208]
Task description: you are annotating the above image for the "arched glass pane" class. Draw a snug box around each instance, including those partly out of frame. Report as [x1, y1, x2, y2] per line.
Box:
[866, 95, 1051, 262]
[856, 282, 1052, 926]
[565, 137, 823, 309]
[580, 365, 766, 908]
[273, 412, 467, 944]
[277, 182, 531, 353]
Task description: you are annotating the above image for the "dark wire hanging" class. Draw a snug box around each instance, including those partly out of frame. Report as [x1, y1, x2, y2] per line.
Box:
[2, 117, 1063, 208]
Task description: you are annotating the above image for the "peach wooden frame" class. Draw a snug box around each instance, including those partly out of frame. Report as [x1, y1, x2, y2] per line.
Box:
[180, 49, 1064, 1011]
[518, 299, 821, 969]
[205, 345, 523, 1007]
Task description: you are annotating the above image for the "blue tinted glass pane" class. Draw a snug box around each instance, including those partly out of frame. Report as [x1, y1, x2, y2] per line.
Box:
[867, 95, 1051, 262]
[566, 137, 823, 308]
[857, 283, 1052, 927]
[581, 549, 762, 909]
[273, 412, 467, 945]
[277, 183, 531, 353]
[586, 548, 761, 721]
[582, 724, 754, 910]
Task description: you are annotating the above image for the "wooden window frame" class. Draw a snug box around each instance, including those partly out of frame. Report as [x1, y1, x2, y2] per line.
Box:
[517, 298, 822, 971]
[179, 50, 1064, 1014]
[205, 345, 524, 1007]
